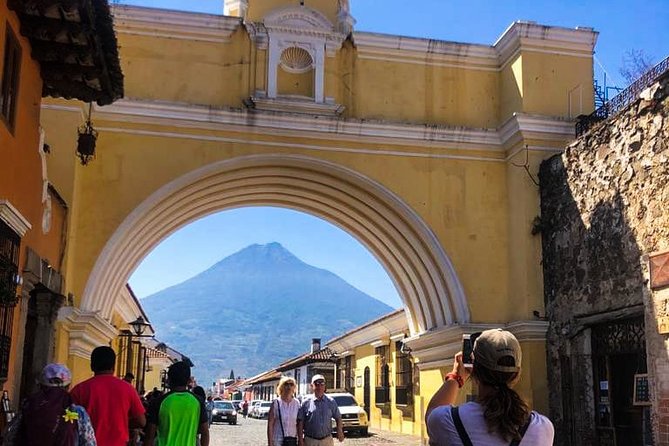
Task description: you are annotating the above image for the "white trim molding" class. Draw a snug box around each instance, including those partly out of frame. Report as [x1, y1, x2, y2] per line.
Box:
[327, 309, 408, 353]
[354, 21, 597, 71]
[0, 200, 32, 237]
[111, 5, 242, 43]
[79, 155, 470, 334]
[58, 307, 118, 360]
[405, 320, 549, 370]
[51, 99, 575, 157]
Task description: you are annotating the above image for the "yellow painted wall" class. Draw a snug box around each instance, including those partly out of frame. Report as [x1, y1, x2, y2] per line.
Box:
[38, 2, 594, 418]
[117, 28, 252, 106]
[277, 68, 314, 98]
[247, 0, 339, 24]
[0, 5, 71, 402]
[349, 58, 500, 128]
[520, 52, 595, 118]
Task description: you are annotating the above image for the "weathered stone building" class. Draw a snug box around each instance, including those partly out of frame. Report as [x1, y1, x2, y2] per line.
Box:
[540, 71, 669, 445]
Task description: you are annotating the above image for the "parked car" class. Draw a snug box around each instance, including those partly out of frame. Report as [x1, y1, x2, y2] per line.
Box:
[255, 401, 272, 419]
[248, 400, 263, 418]
[329, 393, 369, 436]
[211, 400, 238, 425]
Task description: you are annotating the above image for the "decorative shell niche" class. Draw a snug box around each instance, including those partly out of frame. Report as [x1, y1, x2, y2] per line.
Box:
[278, 46, 315, 99]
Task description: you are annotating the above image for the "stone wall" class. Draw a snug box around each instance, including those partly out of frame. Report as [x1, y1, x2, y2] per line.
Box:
[540, 72, 669, 445]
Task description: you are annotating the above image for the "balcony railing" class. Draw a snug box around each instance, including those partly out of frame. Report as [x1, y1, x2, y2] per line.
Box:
[576, 55, 669, 137]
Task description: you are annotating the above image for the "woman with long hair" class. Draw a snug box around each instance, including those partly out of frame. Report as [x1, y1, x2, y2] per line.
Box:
[426, 329, 554, 445]
[268, 376, 300, 446]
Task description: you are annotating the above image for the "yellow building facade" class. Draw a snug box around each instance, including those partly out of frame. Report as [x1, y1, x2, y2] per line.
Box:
[0, 0, 122, 414]
[37, 0, 597, 427]
[327, 309, 550, 439]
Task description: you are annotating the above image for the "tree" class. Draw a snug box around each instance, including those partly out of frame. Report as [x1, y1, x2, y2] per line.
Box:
[619, 49, 655, 85]
[229, 369, 235, 380]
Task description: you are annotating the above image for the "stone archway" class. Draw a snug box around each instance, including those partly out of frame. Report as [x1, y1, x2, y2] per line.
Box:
[80, 154, 469, 334]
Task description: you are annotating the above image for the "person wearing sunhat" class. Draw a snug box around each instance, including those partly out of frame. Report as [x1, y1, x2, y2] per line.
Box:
[426, 329, 554, 445]
[297, 374, 344, 446]
[6, 363, 97, 446]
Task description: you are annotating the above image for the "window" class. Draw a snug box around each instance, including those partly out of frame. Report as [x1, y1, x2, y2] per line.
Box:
[0, 220, 20, 379]
[395, 341, 413, 407]
[1, 24, 21, 131]
[338, 356, 353, 393]
[375, 345, 390, 404]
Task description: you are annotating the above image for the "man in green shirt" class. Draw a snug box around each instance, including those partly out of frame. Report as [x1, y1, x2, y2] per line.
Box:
[145, 361, 209, 446]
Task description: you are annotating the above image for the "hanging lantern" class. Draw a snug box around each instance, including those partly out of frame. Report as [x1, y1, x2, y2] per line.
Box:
[77, 103, 98, 166]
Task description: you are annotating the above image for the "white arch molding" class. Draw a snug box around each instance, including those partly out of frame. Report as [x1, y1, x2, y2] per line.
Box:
[81, 154, 470, 334]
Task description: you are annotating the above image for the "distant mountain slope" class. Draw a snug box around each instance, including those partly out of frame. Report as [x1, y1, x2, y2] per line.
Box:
[141, 243, 394, 386]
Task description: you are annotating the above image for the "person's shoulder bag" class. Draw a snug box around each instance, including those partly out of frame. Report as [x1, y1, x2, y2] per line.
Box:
[450, 406, 532, 446]
[277, 399, 298, 446]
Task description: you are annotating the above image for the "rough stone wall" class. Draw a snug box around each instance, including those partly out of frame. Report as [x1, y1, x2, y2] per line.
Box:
[540, 72, 669, 445]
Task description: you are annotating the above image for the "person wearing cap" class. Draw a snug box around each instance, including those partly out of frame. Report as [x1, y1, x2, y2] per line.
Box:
[70, 346, 146, 446]
[9, 363, 97, 446]
[426, 329, 554, 445]
[297, 374, 344, 446]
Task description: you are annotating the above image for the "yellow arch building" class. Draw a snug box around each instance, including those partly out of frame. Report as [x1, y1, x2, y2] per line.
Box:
[38, 0, 597, 430]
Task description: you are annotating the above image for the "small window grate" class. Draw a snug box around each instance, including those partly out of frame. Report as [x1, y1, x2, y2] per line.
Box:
[1, 24, 22, 132]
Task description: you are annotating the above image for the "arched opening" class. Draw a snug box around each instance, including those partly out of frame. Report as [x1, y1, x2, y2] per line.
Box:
[80, 154, 469, 334]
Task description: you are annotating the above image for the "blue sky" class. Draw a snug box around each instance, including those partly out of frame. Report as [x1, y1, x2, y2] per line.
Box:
[127, 0, 669, 309]
[129, 207, 404, 308]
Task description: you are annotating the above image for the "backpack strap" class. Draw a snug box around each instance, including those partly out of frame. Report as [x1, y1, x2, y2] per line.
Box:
[508, 412, 533, 446]
[450, 406, 474, 446]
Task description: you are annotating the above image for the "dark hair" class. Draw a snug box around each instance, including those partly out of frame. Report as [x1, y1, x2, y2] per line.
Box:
[91, 346, 116, 373]
[168, 361, 191, 387]
[192, 386, 206, 400]
[472, 357, 530, 442]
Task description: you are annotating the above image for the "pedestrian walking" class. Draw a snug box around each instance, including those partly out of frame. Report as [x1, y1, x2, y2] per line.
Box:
[70, 346, 146, 446]
[297, 374, 344, 446]
[426, 328, 554, 445]
[144, 361, 210, 446]
[242, 399, 249, 419]
[268, 376, 300, 446]
[5, 363, 96, 446]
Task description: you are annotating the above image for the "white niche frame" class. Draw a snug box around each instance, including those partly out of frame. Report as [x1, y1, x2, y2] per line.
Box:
[260, 6, 347, 104]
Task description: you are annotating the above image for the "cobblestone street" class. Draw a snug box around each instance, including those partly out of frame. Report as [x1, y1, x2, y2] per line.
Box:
[209, 417, 424, 446]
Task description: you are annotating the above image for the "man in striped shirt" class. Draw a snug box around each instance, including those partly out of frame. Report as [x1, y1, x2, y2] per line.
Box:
[297, 375, 344, 446]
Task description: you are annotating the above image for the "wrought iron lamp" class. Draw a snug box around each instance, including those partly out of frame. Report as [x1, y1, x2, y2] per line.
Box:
[129, 316, 152, 337]
[77, 103, 98, 166]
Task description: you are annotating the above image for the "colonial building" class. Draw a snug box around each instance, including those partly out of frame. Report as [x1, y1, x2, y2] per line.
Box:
[0, 0, 122, 417]
[33, 0, 598, 430]
[540, 64, 669, 445]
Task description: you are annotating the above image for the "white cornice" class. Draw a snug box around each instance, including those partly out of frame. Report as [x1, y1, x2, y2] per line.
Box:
[353, 32, 499, 72]
[111, 5, 242, 43]
[42, 100, 574, 160]
[58, 307, 118, 359]
[0, 200, 32, 237]
[405, 320, 549, 370]
[354, 22, 597, 72]
[327, 311, 408, 353]
[494, 22, 598, 65]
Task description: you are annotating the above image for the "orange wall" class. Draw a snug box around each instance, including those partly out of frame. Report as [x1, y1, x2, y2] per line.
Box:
[0, 5, 68, 400]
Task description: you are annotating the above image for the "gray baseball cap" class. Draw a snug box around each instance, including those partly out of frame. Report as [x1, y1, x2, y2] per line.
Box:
[473, 329, 521, 373]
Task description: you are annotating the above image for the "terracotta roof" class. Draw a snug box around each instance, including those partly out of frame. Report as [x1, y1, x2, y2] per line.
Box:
[276, 347, 336, 372]
[243, 370, 281, 385]
[9, 0, 124, 105]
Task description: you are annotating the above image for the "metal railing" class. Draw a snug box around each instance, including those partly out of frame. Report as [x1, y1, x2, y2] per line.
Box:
[576, 55, 669, 136]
